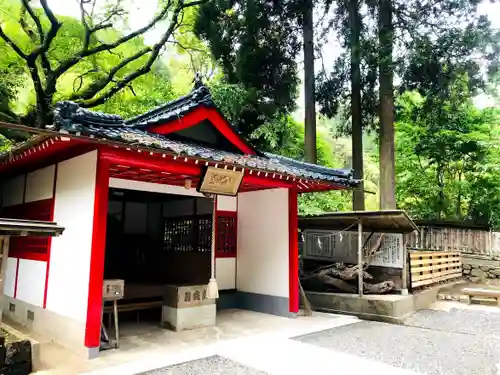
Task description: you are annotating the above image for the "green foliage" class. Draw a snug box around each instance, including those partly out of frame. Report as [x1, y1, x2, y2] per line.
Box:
[194, 0, 301, 137]
[395, 87, 500, 227]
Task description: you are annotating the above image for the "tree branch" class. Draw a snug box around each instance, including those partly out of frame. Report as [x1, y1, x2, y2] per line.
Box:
[0, 26, 27, 59]
[53, 0, 174, 79]
[79, 0, 209, 107]
[36, 0, 61, 59]
[21, 0, 44, 43]
[70, 47, 152, 101]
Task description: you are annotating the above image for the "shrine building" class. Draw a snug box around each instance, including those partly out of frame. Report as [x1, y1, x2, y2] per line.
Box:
[0, 84, 358, 358]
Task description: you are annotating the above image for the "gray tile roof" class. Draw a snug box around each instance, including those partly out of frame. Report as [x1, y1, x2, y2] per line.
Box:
[51, 88, 359, 187]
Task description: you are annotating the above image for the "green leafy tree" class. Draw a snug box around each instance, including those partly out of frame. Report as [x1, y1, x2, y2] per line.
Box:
[0, 0, 206, 127]
[395, 86, 500, 225]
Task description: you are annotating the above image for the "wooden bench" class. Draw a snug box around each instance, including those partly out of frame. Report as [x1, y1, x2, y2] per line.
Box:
[462, 287, 500, 306]
[103, 300, 162, 314]
[103, 300, 163, 327]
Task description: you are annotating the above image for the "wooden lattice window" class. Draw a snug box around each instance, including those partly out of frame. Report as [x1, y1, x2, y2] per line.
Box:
[163, 216, 212, 252]
[216, 211, 237, 257]
[3, 199, 54, 261]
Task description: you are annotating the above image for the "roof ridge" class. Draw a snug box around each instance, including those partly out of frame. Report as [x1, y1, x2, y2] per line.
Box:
[53, 101, 125, 130]
[124, 85, 214, 125]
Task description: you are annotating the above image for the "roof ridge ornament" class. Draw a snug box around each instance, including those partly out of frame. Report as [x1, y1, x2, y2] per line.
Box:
[192, 72, 204, 90]
[52, 101, 124, 131]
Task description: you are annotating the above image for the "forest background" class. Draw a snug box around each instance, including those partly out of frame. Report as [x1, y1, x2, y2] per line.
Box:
[0, 0, 499, 226]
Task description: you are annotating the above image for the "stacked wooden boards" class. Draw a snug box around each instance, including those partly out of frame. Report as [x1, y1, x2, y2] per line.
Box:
[409, 251, 462, 289]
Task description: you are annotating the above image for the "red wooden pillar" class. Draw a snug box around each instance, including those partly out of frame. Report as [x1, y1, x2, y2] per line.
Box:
[288, 189, 299, 313]
[85, 153, 110, 348]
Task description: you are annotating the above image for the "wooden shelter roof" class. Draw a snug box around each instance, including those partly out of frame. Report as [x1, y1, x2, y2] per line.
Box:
[299, 210, 418, 233]
[0, 218, 64, 237]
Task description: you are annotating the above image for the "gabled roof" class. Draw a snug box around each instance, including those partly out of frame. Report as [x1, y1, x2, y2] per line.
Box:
[49, 121, 355, 185]
[1, 84, 360, 190]
[53, 85, 257, 155]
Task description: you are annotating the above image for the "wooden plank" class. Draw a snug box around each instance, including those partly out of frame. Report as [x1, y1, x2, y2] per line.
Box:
[103, 300, 162, 314]
[410, 258, 461, 267]
[410, 259, 461, 268]
[410, 258, 461, 266]
[412, 272, 462, 288]
[409, 251, 460, 258]
[409, 250, 462, 288]
[411, 262, 461, 274]
[411, 267, 462, 282]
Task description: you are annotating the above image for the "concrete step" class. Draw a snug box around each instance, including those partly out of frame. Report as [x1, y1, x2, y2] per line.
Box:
[437, 293, 499, 307]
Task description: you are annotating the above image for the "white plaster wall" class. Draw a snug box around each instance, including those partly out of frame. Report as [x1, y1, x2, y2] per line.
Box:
[3, 257, 17, 297]
[110, 178, 205, 197]
[236, 189, 289, 297]
[217, 196, 237, 212]
[16, 259, 46, 307]
[216, 257, 236, 290]
[1, 175, 25, 207]
[25, 165, 55, 203]
[46, 151, 97, 322]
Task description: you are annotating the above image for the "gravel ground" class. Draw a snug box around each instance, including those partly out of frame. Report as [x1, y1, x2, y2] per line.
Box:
[293, 320, 500, 375]
[404, 308, 500, 337]
[136, 355, 269, 375]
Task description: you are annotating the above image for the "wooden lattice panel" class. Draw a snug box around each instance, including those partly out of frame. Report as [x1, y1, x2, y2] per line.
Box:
[409, 251, 462, 289]
[216, 212, 237, 257]
[163, 212, 237, 255]
[164, 217, 195, 252]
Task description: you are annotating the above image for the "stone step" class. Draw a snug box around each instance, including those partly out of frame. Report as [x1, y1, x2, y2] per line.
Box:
[437, 293, 499, 306]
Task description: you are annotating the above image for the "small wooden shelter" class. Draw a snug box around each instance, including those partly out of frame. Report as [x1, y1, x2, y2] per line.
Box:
[300, 210, 418, 296]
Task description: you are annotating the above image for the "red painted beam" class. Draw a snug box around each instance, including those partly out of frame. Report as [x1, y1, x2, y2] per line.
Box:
[103, 147, 298, 189]
[243, 175, 295, 189]
[101, 149, 201, 176]
[288, 189, 299, 314]
[84, 154, 110, 348]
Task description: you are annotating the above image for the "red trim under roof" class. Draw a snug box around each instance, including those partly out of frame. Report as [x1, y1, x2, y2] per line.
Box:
[146, 107, 257, 155]
[0, 136, 347, 193]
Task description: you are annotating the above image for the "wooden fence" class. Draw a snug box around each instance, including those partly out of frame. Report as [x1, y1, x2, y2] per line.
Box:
[409, 251, 462, 289]
[404, 226, 499, 256]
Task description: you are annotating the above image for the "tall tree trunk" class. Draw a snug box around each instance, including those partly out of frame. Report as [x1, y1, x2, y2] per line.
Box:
[378, 0, 396, 209]
[437, 164, 445, 220]
[349, 0, 364, 210]
[303, 0, 317, 164]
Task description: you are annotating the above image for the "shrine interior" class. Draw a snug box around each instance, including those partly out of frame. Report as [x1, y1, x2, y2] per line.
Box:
[103, 188, 213, 327]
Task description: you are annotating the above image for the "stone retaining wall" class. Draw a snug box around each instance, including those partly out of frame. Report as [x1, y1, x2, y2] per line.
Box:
[462, 253, 500, 281]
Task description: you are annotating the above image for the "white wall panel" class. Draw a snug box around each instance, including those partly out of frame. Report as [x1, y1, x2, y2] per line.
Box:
[236, 189, 289, 297]
[217, 196, 237, 212]
[16, 259, 46, 307]
[110, 178, 204, 197]
[1, 175, 25, 207]
[25, 165, 55, 203]
[216, 257, 236, 290]
[46, 151, 97, 322]
[3, 257, 17, 297]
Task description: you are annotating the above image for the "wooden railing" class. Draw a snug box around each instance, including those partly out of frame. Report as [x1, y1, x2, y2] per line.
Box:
[409, 251, 462, 289]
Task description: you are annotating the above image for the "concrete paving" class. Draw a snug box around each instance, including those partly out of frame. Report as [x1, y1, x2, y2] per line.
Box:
[136, 355, 268, 375]
[36, 305, 500, 375]
[294, 307, 500, 375]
